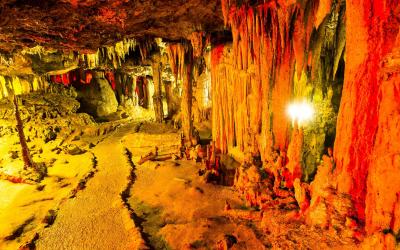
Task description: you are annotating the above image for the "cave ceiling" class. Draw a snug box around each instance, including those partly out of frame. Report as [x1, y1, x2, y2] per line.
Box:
[0, 0, 223, 54]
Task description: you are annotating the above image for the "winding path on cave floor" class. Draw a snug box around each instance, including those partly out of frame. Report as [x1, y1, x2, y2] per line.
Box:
[36, 123, 146, 250]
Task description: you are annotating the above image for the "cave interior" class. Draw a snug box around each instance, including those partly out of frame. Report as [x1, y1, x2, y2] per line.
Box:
[0, 0, 399, 249]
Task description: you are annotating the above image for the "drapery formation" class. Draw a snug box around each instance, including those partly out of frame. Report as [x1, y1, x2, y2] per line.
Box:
[212, 0, 345, 179]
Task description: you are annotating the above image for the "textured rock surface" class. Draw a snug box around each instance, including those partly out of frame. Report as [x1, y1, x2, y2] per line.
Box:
[0, 0, 223, 53]
[76, 71, 118, 119]
[333, 0, 400, 236]
[0, 87, 94, 142]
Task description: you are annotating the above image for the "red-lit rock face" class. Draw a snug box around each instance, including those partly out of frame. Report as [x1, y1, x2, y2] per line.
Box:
[0, 0, 223, 53]
[334, 0, 400, 235]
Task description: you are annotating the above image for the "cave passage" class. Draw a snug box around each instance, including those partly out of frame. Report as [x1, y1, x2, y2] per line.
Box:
[0, 0, 399, 249]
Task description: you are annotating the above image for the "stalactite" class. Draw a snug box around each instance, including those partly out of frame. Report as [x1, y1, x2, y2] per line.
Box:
[0, 75, 48, 99]
[166, 43, 189, 82]
[314, 0, 332, 29]
[21, 45, 55, 58]
[138, 38, 157, 62]
[213, 1, 301, 157]
[0, 75, 8, 98]
[80, 51, 100, 69]
[332, 7, 345, 80]
[105, 71, 116, 90]
[190, 31, 206, 58]
[221, 0, 230, 27]
[79, 38, 137, 69]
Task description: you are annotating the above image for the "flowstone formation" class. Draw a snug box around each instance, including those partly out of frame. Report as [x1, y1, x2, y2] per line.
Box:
[212, 0, 345, 177]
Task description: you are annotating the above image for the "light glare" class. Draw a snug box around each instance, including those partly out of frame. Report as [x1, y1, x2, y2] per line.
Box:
[287, 101, 314, 125]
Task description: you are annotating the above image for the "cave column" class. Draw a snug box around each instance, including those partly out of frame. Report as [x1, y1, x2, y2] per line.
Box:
[164, 81, 174, 119]
[181, 64, 193, 143]
[334, 0, 400, 235]
[151, 54, 164, 123]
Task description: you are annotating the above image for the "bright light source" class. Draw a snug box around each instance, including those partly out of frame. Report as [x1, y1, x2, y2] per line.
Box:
[287, 101, 314, 125]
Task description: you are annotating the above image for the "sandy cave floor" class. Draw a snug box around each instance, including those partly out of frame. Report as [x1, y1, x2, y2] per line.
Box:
[0, 121, 359, 250]
[122, 127, 265, 249]
[0, 132, 97, 250]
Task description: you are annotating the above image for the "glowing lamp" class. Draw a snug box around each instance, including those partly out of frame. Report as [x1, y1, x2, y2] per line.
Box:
[287, 101, 314, 125]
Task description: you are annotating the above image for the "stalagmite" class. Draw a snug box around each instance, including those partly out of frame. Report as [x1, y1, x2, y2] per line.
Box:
[164, 81, 175, 119]
[12, 94, 34, 170]
[286, 123, 304, 184]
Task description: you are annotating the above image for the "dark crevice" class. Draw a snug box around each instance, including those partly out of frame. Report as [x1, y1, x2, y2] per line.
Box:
[4, 216, 35, 241]
[121, 147, 153, 249]
[19, 233, 39, 250]
[69, 152, 98, 198]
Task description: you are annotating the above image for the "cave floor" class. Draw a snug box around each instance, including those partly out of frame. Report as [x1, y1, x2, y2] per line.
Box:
[0, 121, 359, 250]
[35, 123, 145, 250]
[121, 126, 265, 249]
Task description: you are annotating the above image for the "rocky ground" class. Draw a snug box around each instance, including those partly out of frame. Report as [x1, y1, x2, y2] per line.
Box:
[0, 90, 130, 249]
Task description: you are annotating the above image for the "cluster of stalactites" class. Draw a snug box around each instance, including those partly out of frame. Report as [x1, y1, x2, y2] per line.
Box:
[48, 69, 94, 87]
[221, 0, 336, 77]
[212, 0, 341, 160]
[190, 31, 208, 58]
[79, 38, 137, 69]
[166, 43, 192, 82]
[21, 45, 59, 58]
[0, 75, 47, 99]
[138, 39, 156, 62]
[18, 39, 138, 70]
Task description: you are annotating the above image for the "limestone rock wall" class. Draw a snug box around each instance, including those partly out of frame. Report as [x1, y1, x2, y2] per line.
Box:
[0, 86, 94, 144]
[334, 0, 400, 235]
